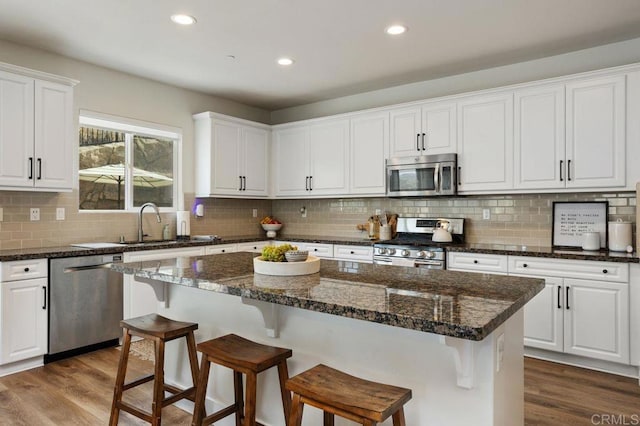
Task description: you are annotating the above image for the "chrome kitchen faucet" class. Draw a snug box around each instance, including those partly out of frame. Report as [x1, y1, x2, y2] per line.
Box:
[138, 202, 162, 242]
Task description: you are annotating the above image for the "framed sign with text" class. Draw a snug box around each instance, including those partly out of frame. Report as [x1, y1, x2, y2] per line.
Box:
[552, 201, 608, 248]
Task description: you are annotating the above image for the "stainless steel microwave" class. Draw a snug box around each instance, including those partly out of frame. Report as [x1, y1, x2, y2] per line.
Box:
[386, 153, 457, 197]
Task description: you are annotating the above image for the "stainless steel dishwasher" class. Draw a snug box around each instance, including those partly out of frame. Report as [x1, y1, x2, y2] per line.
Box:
[46, 253, 123, 362]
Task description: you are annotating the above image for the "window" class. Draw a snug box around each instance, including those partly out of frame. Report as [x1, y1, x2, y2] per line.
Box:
[78, 112, 181, 211]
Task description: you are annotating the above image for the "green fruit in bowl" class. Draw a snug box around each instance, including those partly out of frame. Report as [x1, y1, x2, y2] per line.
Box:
[261, 244, 298, 262]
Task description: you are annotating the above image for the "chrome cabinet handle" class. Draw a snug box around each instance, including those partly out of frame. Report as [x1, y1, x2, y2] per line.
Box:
[242, 176, 246, 191]
[566, 286, 570, 310]
[28, 157, 33, 180]
[42, 286, 47, 310]
[305, 176, 309, 190]
[457, 166, 461, 185]
[416, 134, 420, 151]
[309, 176, 313, 190]
[567, 159, 572, 181]
[559, 160, 563, 182]
[37, 158, 42, 180]
[557, 286, 562, 309]
[239, 176, 243, 191]
[421, 133, 426, 150]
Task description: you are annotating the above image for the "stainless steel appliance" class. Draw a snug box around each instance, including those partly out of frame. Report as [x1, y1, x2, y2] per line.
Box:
[373, 217, 464, 269]
[46, 253, 123, 362]
[386, 153, 457, 197]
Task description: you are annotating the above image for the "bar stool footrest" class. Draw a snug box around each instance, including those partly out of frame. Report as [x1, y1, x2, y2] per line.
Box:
[162, 386, 196, 407]
[122, 373, 154, 391]
[116, 401, 153, 423]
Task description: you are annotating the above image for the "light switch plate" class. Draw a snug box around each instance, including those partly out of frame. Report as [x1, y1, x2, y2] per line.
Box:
[30, 208, 40, 221]
[483, 209, 491, 220]
[56, 207, 65, 220]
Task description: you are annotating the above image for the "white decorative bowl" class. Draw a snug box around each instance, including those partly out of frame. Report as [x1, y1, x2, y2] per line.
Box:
[253, 256, 320, 276]
[261, 223, 283, 238]
[285, 250, 308, 262]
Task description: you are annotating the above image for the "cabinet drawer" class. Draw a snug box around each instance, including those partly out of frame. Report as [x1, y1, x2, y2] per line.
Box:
[205, 244, 238, 255]
[237, 241, 270, 253]
[509, 256, 629, 283]
[447, 252, 508, 274]
[1, 258, 48, 281]
[303, 243, 334, 259]
[124, 247, 205, 262]
[333, 245, 373, 263]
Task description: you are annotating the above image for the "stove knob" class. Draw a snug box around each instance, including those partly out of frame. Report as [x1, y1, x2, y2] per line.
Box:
[425, 251, 435, 259]
[401, 249, 410, 257]
[378, 247, 387, 255]
[387, 248, 396, 255]
[417, 251, 426, 258]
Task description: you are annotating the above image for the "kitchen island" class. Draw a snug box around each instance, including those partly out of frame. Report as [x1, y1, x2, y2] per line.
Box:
[113, 252, 544, 426]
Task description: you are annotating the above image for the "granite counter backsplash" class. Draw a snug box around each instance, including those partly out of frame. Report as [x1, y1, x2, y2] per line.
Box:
[113, 252, 544, 341]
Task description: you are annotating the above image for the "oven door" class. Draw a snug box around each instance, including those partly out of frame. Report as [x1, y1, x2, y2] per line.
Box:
[373, 256, 444, 270]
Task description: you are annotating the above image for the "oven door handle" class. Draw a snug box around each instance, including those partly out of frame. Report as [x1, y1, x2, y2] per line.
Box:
[414, 259, 442, 267]
[63, 263, 114, 273]
[434, 163, 440, 193]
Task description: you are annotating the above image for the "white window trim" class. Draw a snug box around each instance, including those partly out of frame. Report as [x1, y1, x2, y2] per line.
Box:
[79, 110, 183, 213]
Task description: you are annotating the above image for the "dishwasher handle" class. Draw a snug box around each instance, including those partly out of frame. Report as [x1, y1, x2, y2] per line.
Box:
[63, 263, 115, 273]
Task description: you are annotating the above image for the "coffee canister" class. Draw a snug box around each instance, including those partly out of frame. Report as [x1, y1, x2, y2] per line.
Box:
[581, 232, 600, 251]
[608, 219, 632, 252]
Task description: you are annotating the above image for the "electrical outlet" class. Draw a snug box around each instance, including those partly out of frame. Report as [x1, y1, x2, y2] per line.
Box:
[496, 333, 505, 372]
[252, 209, 258, 218]
[483, 209, 491, 220]
[56, 207, 65, 220]
[30, 208, 40, 221]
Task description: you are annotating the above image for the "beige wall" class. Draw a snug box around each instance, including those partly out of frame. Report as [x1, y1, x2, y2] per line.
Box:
[273, 192, 637, 248]
[271, 37, 640, 124]
[0, 39, 273, 249]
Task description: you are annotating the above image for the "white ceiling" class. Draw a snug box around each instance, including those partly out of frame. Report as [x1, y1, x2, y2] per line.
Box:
[1, 0, 640, 111]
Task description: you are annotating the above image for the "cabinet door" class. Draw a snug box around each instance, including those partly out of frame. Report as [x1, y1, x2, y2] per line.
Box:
[514, 84, 565, 189]
[421, 101, 456, 154]
[307, 119, 349, 195]
[0, 71, 34, 188]
[1, 278, 48, 364]
[564, 278, 629, 364]
[389, 107, 422, 157]
[211, 120, 242, 195]
[242, 126, 269, 196]
[273, 127, 308, 196]
[350, 111, 388, 195]
[521, 276, 564, 352]
[566, 75, 626, 188]
[34, 80, 74, 190]
[457, 93, 514, 192]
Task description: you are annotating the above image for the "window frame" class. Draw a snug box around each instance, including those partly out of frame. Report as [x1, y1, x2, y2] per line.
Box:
[78, 110, 182, 213]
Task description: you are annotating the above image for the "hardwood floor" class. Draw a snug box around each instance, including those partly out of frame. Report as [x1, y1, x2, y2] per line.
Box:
[0, 349, 638, 425]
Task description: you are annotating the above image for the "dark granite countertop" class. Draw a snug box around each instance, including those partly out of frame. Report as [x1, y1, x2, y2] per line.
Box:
[2, 234, 637, 263]
[112, 252, 544, 341]
[446, 243, 639, 263]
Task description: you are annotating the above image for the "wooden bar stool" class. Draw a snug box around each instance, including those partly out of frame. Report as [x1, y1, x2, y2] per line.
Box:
[286, 364, 412, 426]
[109, 314, 199, 426]
[191, 334, 292, 426]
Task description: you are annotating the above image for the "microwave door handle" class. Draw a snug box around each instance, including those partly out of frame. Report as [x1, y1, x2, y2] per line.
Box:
[434, 163, 440, 192]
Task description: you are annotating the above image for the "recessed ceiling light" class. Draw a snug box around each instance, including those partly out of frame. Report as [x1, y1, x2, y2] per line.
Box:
[385, 25, 407, 35]
[171, 14, 197, 25]
[277, 57, 294, 66]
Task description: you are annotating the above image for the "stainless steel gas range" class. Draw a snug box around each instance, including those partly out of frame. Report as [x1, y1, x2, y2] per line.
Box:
[373, 217, 464, 269]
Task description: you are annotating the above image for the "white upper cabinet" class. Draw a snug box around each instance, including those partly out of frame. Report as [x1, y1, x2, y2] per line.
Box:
[565, 75, 626, 188]
[349, 111, 389, 195]
[0, 65, 75, 191]
[0, 70, 34, 187]
[457, 92, 514, 192]
[514, 84, 566, 190]
[194, 112, 270, 198]
[273, 118, 349, 198]
[389, 100, 456, 157]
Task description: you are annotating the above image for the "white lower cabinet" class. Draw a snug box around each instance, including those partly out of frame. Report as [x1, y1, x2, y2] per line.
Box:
[204, 244, 238, 255]
[446, 252, 508, 274]
[0, 259, 48, 365]
[510, 256, 630, 364]
[236, 241, 270, 253]
[333, 245, 373, 263]
[123, 247, 205, 320]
